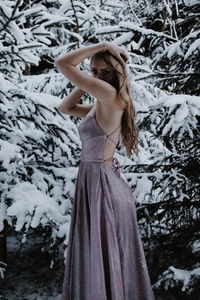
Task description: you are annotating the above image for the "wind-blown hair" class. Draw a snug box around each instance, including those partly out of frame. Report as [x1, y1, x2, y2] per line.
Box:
[90, 50, 140, 158]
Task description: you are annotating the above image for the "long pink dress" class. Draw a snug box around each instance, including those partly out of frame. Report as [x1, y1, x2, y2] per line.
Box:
[62, 109, 155, 300]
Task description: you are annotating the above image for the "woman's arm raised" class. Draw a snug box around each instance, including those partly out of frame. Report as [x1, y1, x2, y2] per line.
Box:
[54, 42, 117, 102]
[57, 87, 95, 118]
[57, 87, 85, 114]
[54, 42, 106, 66]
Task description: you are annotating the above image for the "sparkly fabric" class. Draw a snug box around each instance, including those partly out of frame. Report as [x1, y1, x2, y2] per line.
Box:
[61, 112, 155, 300]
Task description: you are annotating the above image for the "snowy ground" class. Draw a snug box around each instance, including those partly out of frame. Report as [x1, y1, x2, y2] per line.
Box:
[1, 234, 198, 299]
[0, 234, 64, 300]
[1, 251, 63, 299]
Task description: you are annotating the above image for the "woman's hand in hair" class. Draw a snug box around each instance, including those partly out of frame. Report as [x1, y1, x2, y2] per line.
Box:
[104, 41, 129, 66]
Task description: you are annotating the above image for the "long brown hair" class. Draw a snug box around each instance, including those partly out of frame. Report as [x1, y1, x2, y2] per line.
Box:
[90, 50, 140, 158]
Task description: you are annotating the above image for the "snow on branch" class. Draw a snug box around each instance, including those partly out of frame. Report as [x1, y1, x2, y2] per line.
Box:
[154, 265, 200, 292]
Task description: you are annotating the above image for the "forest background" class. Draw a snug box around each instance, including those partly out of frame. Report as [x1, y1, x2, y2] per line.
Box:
[0, 0, 199, 299]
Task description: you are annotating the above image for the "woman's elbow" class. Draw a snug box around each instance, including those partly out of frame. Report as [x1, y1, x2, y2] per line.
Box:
[57, 105, 66, 114]
[54, 58, 61, 67]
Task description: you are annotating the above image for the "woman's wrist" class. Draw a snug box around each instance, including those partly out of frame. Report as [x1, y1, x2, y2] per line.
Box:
[103, 41, 111, 52]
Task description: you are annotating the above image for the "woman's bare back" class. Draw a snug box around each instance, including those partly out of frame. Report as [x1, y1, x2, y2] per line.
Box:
[87, 100, 124, 167]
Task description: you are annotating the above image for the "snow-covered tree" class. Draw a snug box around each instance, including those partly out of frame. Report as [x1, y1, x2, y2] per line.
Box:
[0, 0, 199, 298]
[0, 0, 82, 277]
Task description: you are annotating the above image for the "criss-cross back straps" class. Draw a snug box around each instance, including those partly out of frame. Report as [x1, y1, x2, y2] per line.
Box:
[92, 111, 121, 147]
[90, 110, 121, 161]
[106, 123, 121, 147]
[103, 123, 121, 163]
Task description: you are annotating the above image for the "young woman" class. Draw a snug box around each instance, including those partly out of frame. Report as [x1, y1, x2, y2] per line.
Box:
[54, 41, 155, 300]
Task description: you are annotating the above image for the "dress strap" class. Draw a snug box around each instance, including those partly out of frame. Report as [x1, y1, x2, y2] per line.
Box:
[107, 123, 121, 136]
[93, 111, 121, 146]
[106, 136, 118, 146]
[106, 123, 121, 146]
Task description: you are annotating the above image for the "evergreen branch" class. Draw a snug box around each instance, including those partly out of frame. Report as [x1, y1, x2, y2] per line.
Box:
[0, 0, 21, 31]
[70, 0, 80, 35]
[134, 71, 200, 81]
